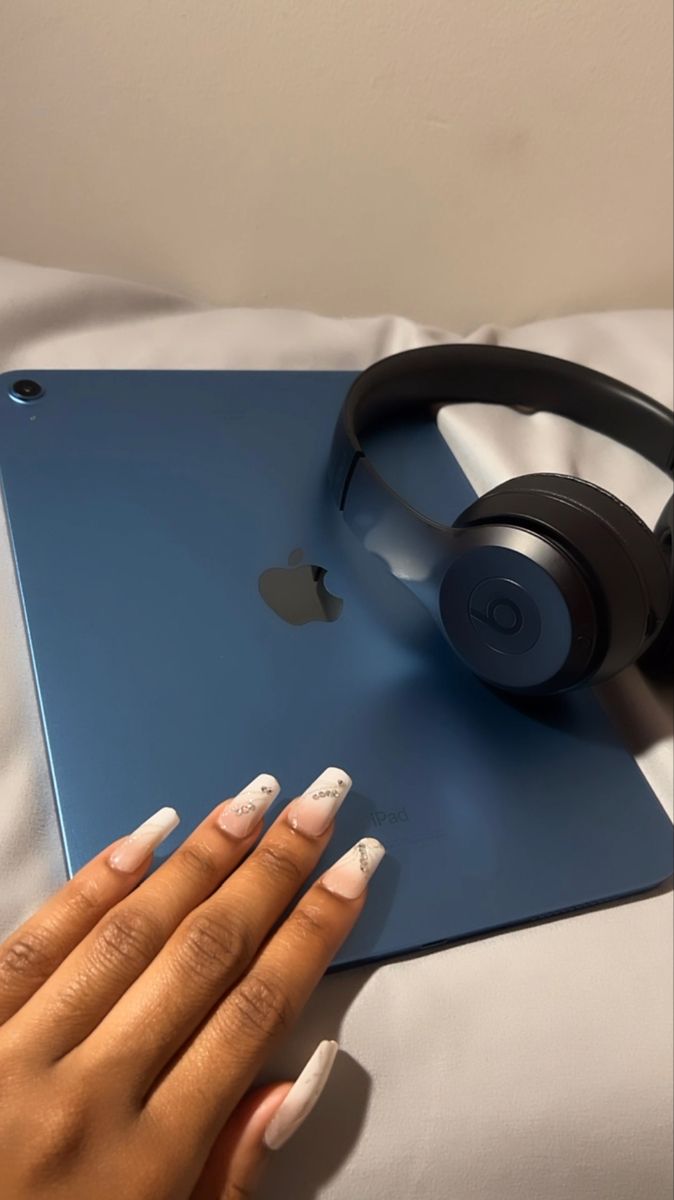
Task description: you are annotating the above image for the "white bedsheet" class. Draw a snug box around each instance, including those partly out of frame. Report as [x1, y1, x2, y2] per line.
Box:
[0, 256, 672, 1200]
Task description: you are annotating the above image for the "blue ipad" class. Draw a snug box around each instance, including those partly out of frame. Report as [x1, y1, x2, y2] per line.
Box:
[1, 370, 671, 969]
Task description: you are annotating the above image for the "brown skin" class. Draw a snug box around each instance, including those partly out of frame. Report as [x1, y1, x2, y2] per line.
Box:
[0, 788, 369, 1199]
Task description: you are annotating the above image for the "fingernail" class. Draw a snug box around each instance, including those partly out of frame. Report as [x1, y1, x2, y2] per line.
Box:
[217, 774, 280, 839]
[108, 807, 180, 873]
[287, 767, 352, 837]
[264, 1040, 339, 1151]
[321, 837, 386, 899]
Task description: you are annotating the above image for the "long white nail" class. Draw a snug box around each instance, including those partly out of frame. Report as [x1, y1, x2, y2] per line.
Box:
[321, 837, 386, 899]
[264, 1040, 339, 1151]
[108, 807, 180, 873]
[217, 774, 280, 839]
[287, 768, 352, 837]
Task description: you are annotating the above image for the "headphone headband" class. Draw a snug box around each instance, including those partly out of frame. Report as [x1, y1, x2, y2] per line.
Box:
[330, 344, 674, 512]
[328, 344, 674, 694]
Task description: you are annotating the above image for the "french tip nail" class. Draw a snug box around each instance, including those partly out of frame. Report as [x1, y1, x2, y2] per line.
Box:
[108, 806, 180, 873]
[159, 806, 180, 828]
[321, 836, 386, 900]
[217, 773, 281, 839]
[286, 767, 353, 838]
[264, 1040, 340, 1151]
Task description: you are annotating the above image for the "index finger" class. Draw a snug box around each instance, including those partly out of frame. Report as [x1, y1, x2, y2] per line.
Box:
[0, 807, 179, 1025]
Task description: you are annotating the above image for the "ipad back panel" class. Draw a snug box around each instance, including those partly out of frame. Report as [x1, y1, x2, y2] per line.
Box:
[1, 370, 671, 968]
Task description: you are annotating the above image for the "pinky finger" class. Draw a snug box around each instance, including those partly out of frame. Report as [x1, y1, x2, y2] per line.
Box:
[190, 1041, 339, 1200]
[0, 807, 179, 1024]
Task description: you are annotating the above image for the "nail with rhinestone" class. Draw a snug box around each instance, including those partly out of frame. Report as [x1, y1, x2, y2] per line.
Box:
[321, 837, 386, 899]
[287, 767, 352, 838]
[217, 774, 280, 839]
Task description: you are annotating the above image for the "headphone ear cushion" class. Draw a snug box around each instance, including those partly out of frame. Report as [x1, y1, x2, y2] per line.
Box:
[457, 474, 671, 683]
[638, 495, 674, 680]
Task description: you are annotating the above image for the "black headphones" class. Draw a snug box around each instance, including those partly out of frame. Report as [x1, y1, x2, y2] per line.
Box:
[329, 345, 674, 695]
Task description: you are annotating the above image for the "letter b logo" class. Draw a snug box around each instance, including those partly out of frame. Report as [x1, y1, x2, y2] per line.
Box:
[468, 578, 541, 654]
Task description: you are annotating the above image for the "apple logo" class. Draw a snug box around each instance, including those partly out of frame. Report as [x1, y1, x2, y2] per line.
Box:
[258, 549, 343, 626]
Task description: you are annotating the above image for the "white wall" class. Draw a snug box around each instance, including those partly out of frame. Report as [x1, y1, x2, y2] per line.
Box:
[0, 0, 671, 329]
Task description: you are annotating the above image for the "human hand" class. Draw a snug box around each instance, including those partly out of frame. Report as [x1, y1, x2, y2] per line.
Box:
[0, 768, 384, 1199]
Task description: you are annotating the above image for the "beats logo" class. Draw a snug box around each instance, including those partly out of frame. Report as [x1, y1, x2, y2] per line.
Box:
[468, 579, 540, 654]
[470, 596, 523, 635]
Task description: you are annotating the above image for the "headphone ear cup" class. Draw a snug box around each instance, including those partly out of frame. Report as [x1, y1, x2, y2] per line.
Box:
[638, 495, 674, 680]
[455, 474, 671, 686]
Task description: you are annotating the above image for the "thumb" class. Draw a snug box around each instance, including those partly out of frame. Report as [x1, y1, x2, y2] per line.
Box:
[192, 1040, 339, 1200]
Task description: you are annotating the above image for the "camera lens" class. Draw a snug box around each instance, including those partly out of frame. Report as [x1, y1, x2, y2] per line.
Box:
[9, 379, 44, 402]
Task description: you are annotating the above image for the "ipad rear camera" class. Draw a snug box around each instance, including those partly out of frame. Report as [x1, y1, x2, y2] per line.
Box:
[9, 379, 44, 402]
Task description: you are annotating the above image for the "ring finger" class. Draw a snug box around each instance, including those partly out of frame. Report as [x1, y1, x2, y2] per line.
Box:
[150, 835, 386, 1152]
